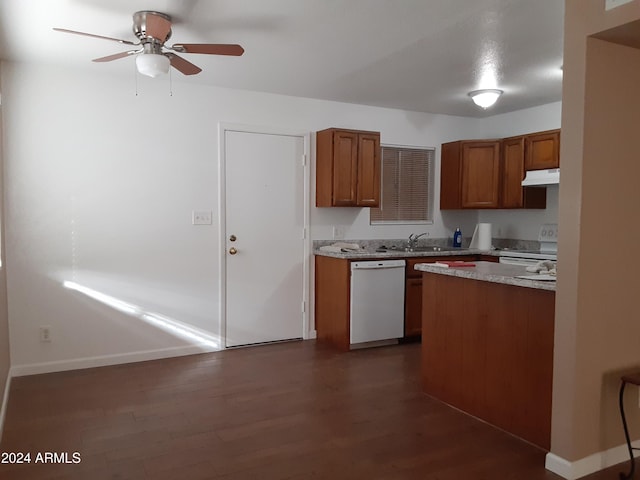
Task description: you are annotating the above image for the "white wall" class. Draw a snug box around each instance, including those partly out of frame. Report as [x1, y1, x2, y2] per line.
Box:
[0, 65, 11, 433]
[1, 62, 484, 371]
[477, 102, 562, 240]
[1, 62, 563, 372]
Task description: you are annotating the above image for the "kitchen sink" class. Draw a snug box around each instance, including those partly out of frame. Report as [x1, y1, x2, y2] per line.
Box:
[375, 245, 468, 253]
[405, 246, 465, 252]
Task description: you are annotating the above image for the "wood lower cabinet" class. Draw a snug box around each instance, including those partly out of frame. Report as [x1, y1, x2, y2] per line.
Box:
[315, 254, 474, 348]
[477, 254, 500, 263]
[404, 256, 471, 338]
[404, 277, 423, 337]
[315, 256, 351, 350]
[316, 128, 380, 207]
[525, 129, 560, 170]
[421, 272, 554, 449]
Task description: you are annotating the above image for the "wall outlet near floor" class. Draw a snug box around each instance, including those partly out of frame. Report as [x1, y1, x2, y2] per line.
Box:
[39, 326, 52, 343]
[333, 226, 345, 240]
[192, 211, 213, 225]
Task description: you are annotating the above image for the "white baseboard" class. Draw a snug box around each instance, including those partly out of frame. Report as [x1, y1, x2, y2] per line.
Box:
[0, 368, 12, 442]
[546, 443, 638, 479]
[11, 344, 220, 377]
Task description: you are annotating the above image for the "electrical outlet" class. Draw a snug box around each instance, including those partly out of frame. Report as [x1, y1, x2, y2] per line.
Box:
[333, 226, 345, 240]
[192, 211, 212, 225]
[40, 326, 52, 343]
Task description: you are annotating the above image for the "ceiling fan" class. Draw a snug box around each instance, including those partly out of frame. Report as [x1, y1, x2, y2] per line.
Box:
[54, 11, 244, 78]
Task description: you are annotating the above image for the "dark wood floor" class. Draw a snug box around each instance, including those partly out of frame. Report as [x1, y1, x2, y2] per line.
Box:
[0, 341, 627, 479]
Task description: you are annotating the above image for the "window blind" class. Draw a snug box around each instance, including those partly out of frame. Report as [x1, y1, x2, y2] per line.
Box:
[370, 145, 434, 224]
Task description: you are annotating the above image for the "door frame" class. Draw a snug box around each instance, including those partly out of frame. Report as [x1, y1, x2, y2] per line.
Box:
[218, 122, 311, 347]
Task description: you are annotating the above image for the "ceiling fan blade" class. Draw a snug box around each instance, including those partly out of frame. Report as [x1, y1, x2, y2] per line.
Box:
[171, 44, 244, 56]
[53, 28, 138, 46]
[92, 50, 138, 62]
[145, 14, 172, 41]
[166, 53, 202, 75]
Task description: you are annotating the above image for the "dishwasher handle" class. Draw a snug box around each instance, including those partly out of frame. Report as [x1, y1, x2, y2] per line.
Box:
[351, 260, 406, 270]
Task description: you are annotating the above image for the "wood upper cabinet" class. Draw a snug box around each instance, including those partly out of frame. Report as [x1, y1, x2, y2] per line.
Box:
[502, 136, 546, 209]
[330, 130, 358, 206]
[440, 140, 500, 209]
[441, 129, 558, 210]
[525, 129, 560, 170]
[440, 142, 463, 209]
[316, 128, 380, 207]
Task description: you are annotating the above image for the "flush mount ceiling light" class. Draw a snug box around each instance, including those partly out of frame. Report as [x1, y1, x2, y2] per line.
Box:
[468, 89, 503, 109]
[135, 52, 170, 78]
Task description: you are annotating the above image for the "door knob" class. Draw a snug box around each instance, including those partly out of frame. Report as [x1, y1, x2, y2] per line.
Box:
[229, 247, 238, 255]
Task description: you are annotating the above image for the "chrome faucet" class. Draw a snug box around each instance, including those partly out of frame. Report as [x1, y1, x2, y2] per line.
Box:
[408, 232, 429, 249]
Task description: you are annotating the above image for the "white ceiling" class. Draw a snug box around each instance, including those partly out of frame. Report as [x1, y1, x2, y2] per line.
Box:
[0, 0, 564, 118]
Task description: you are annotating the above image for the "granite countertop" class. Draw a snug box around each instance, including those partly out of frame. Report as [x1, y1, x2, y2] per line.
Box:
[314, 247, 492, 259]
[414, 261, 556, 291]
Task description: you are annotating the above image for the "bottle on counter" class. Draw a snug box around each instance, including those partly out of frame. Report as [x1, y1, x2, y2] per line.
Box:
[453, 228, 462, 248]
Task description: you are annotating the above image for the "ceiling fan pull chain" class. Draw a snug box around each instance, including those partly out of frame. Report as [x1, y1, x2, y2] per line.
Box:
[134, 60, 139, 96]
[169, 66, 173, 97]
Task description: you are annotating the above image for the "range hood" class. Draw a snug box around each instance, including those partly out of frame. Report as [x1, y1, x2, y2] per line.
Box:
[522, 168, 560, 186]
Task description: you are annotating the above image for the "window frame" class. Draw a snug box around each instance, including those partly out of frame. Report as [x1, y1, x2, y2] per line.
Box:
[369, 143, 435, 225]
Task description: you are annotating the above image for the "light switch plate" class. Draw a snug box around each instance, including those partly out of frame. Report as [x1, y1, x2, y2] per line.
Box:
[606, 0, 633, 10]
[192, 211, 212, 225]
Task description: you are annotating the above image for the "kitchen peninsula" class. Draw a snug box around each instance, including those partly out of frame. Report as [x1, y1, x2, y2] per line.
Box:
[415, 261, 555, 449]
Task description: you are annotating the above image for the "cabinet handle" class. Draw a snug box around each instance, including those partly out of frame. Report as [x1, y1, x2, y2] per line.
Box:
[229, 247, 238, 255]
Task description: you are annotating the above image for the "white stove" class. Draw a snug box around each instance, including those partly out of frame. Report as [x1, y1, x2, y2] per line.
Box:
[498, 224, 558, 265]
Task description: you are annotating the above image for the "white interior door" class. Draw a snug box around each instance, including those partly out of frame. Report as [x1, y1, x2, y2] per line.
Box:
[222, 128, 306, 348]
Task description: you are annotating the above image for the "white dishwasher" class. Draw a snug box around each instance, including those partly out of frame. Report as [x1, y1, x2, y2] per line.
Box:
[350, 259, 406, 347]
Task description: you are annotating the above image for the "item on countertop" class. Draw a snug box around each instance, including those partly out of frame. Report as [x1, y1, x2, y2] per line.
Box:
[433, 260, 476, 268]
[526, 260, 557, 275]
[453, 228, 462, 248]
[469, 223, 492, 250]
[319, 242, 363, 253]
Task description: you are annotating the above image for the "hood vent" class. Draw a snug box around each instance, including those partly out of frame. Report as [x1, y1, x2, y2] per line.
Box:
[522, 168, 559, 186]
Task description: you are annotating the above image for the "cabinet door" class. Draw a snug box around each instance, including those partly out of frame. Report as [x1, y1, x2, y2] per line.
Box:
[405, 255, 471, 338]
[502, 137, 525, 208]
[500, 136, 546, 209]
[331, 131, 359, 206]
[461, 141, 500, 208]
[404, 277, 423, 337]
[525, 130, 560, 170]
[440, 141, 462, 209]
[356, 133, 380, 207]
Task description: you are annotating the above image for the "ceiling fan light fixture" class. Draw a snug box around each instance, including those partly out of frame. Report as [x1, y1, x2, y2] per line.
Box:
[135, 53, 170, 78]
[468, 89, 503, 109]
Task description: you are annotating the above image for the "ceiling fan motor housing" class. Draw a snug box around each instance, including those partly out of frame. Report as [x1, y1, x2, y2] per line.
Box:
[132, 11, 172, 44]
